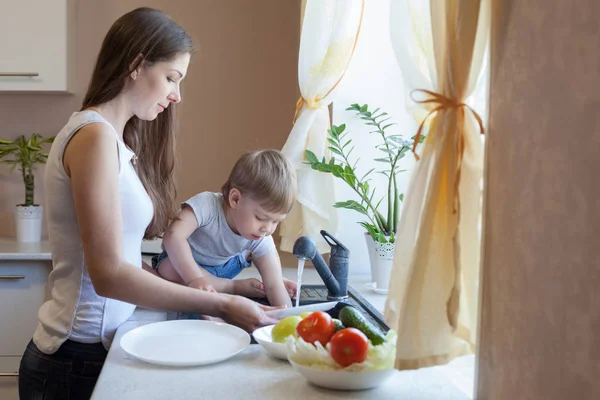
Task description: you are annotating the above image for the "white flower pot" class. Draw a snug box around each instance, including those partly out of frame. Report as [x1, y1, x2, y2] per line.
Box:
[364, 232, 378, 278]
[364, 232, 395, 292]
[15, 205, 43, 243]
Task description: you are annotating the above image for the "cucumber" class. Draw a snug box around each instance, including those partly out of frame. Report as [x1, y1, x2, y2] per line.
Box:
[332, 318, 345, 332]
[338, 306, 386, 345]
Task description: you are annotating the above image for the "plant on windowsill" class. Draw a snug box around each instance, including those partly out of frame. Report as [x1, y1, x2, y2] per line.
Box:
[304, 104, 424, 288]
[0, 134, 55, 243]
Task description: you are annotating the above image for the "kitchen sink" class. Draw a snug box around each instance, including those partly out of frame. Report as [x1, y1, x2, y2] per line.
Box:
[169, 284, 390, 343]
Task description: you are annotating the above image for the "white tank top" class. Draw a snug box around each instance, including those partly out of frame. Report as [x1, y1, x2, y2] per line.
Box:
[34, 110, 154, 353]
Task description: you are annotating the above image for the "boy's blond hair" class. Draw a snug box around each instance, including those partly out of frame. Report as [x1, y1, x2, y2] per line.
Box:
[221, 150, 297, 213]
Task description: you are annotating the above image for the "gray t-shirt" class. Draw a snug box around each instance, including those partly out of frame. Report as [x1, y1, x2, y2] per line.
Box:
[183, 192, 276, 266]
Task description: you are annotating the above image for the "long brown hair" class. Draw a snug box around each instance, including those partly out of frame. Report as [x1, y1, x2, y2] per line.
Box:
[81, 7, 193, 239]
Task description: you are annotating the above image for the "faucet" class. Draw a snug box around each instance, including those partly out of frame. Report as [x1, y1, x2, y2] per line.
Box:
[292, 230, 350, 300]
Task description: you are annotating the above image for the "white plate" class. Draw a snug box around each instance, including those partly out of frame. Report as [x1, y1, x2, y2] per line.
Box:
[290, 360, 395, 391]
[252, 325, 288, 360]
[120, 320, 250, 367]
[265, 301, 338, 319]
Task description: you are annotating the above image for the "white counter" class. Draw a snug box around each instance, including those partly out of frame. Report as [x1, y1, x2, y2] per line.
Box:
[0, 238, 51, 260]
[91, 268, 474, 400]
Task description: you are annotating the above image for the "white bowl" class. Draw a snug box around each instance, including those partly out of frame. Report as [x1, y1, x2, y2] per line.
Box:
[289, 360, 395, 391]
[252, 325, 289, 360]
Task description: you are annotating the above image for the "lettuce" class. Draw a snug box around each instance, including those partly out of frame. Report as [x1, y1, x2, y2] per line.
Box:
[286, 330, 397, 371]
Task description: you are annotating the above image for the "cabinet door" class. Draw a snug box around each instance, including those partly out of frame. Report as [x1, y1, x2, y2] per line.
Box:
[0, 357, 19, 400]
[0, 261, 51, 357]
[0, 0, 68, 91]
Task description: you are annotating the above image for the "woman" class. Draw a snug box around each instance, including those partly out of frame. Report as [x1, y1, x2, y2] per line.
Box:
[19, 8, 280, 400]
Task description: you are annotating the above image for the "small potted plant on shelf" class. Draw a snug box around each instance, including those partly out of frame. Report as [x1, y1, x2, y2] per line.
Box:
[304, 104, 424, 290]
[0, 133, 54, 242]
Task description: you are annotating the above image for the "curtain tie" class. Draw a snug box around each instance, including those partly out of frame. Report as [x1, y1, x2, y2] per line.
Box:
[409, 90, 485, 332]
[291, 96, 326, 161]
[292, 96, 322, 124]
[410, 89, 485, 160]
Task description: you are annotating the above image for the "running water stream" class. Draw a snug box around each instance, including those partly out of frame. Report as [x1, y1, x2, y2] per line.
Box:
[295, 259, 305, 308]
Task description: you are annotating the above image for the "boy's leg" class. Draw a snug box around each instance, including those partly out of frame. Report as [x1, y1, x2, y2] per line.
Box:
[157, 252, 264, 297]
[154, 255, 186, 285]
[218, 252, 252, 279]
[159, 256, 233, 292]
[154, 252, 237, 293]
[202, 253, 266, 297]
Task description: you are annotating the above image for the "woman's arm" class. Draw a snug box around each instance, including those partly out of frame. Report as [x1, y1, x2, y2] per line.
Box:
[63, 124, 278, 331]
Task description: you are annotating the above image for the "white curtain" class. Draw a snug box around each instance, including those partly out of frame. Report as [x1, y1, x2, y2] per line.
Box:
[280, 0, 364, 253]
[384, 0, 491, 370]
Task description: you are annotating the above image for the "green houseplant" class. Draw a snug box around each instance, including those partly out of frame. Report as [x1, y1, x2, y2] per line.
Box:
[0, 133, 55, 242]
[304, 103, 423, 243]
[304, 104, 424, 290]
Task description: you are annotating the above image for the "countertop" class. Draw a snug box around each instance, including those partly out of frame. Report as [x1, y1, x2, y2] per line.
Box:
[0, 238, 51, 260]
[91, 267, 474, 400]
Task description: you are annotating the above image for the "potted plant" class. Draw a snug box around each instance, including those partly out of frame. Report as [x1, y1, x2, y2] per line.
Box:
[0, 133, 54, 242]
[304, 104, 424, 289]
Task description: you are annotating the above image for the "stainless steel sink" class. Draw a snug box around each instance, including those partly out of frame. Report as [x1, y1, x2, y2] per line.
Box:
[170, 284, 390, 341]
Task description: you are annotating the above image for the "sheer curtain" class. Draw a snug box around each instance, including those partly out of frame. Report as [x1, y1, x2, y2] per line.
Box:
[384, 0, 491, 370]
[280, 0, 364, 253]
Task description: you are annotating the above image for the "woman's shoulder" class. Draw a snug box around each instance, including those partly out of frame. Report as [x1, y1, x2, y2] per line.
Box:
[64, 121, 117, 155]
[55, 110, 114, 143]
[51, 111, 118, 165]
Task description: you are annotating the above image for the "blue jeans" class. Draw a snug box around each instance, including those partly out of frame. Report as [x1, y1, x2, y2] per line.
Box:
[19, 339, 108, 400]
[151, 251, 251, 279]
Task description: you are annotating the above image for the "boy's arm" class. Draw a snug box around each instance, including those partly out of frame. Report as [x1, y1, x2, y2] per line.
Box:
[253, 251, 292, 308]
[162, 207, 214, 291]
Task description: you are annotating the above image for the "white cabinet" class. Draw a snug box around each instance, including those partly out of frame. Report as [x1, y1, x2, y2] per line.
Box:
[0, 240, 51, 400]
[0, 261, 51, 356]
[0, 0, 70, 92]
[0, 357, 20, 400]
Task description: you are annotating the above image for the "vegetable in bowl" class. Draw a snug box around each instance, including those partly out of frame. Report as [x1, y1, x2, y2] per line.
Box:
[286, 307, 397, 372]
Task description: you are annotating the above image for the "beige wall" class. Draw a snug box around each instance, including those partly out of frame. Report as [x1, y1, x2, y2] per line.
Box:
[477, 0, 600, 398]
[0, 0, 300, 238]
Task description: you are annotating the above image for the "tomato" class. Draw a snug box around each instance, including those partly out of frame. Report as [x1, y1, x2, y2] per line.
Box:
[295, 311, 335, 346]
[329, 328, 369, 367]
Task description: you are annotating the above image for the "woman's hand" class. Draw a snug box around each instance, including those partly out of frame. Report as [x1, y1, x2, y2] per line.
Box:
[220, 295, 282, 332]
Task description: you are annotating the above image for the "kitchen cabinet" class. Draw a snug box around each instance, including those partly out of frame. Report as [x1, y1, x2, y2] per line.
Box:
[0, 0, 71, 92]
[0, 239, 51, 400]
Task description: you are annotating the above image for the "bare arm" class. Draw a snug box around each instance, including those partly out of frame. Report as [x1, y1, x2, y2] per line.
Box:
[162, 207, 213, 290]
[253, 251, 292, 308]
[63, 124, 278, 331]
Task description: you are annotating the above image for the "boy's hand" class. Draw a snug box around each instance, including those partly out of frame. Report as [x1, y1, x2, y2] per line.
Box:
[188, 277, 217, 293]
[282, 278, 297, 299]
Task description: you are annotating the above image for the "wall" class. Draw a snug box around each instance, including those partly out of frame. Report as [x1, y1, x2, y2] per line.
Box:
[0, 1, 300, 244]
[476, 0, 600, 398]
